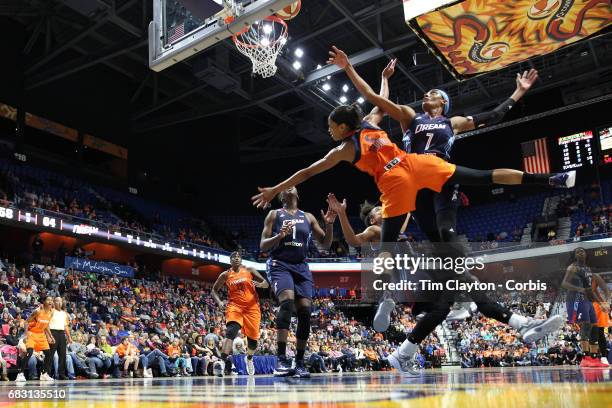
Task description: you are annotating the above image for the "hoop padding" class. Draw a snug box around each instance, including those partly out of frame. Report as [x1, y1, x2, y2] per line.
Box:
[232, 16, 288, 78]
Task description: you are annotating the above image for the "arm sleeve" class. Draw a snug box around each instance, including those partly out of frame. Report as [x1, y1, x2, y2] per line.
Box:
[467, 98, 516, 128]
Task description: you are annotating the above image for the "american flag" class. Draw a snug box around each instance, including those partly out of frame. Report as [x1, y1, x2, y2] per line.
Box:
[168, 21, 185, 44]
[521, 137, 550, 173]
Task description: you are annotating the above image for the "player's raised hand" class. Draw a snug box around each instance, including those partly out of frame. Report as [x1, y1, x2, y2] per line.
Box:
[382, 58, 397, 79]
[278, 223, 292, 239]
[516, 69, 538, 93]
[321, 206, 337, 225]
[327, 193, 347, 214]
[327, 46, 349, 69]
[252, 187, 276, 209]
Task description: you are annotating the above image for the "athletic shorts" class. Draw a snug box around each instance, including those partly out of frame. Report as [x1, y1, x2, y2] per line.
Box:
[566, 293, 597, 324]
[593, 302, 610, 328]
[378, 154, 456, 218]
[226, 303, 261, 340]
[266, 259, 313, 299]
[26, 331, 50, 352]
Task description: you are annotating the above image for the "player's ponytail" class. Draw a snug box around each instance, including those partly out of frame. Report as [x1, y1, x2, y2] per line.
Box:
[329, 103, 363, 131]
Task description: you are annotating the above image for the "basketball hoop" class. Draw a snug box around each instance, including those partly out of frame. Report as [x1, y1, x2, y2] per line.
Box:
[232, 16, 288, 78]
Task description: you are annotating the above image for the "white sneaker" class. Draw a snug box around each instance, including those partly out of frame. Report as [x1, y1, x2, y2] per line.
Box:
[246, 356, 255, 376]
[143, 368, 153, 378]
[337, 365, 343, 373]
[373, 298, 396, 332]
[602, 357, 610, 366]
[213, 361, 224, 377]
[387, 350, 419, 375]
[15, 373, 26, 383]
[519, 315, 564, 343]
[40, 373, 55, 382]
[446, 308, 472, 321]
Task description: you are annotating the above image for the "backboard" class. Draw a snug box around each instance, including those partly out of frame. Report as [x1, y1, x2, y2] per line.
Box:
[149, 0, 298, 72]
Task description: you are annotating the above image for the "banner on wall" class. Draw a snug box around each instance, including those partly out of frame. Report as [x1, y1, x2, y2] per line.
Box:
[83, 134, 128, 160]
[25, 113, 79, 142]
[65, 256, 135, 278]
[406, 0, 612, 79]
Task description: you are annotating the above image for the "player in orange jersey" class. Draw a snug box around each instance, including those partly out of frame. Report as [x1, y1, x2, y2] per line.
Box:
[16, 296, 56, 383]
[212, 251, 269, 376]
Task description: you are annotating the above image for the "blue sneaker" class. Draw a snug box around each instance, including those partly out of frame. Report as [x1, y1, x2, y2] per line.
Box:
[274, 356, 295, 377]
[549, 170, 576, 188]
[293, 361, 311, 378]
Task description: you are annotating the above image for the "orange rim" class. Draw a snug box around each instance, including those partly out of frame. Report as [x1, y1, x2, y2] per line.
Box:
[231, 16, 288, 49]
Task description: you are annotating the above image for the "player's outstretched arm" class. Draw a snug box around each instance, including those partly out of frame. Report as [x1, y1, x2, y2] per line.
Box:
[308, 207, 336, 249]
[327, 193, 376, 247]
[452, 69, 538, 134]
[328, 46, 416, 129]
[364, 59, 396, 126]
[211, 271, 228, 307]
[252, 144, 352, 209]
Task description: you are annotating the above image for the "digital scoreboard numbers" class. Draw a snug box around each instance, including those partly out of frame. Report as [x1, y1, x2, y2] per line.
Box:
[557, 130, 594, 170]
[599, 126, 612, 164]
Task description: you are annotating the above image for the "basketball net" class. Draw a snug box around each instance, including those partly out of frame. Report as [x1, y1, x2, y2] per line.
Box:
[232, 16, 288, 78]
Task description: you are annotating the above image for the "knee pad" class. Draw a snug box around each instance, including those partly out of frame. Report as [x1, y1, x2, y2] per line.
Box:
[225, 321, 241, 340]
[247, 338, 258, 351]
[295, 306, 311, 341]
[276, 299, 294, 330]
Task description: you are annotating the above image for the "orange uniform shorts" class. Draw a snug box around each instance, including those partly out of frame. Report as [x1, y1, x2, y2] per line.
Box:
[378, 153, 456, 218]
[593, 302, 610, 328]
[26, 332, 50, 352]
[226, 303, 261, 340]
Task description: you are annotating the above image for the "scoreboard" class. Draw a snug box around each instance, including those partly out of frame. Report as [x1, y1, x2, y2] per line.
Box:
[599, 126, 612, 164]
[557, 130, 594, 170]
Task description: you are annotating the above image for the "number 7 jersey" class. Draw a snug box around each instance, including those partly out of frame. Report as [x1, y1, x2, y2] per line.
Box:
[403, 114, 454, 160]
[270, 209, 312, 263]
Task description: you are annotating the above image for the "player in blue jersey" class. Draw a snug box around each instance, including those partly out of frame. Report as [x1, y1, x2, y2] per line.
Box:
[330, 46, 566, 373]
[260, 187, 336, 378]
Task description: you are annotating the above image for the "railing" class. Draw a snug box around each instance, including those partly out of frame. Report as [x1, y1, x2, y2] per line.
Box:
[4, 200, 231, 256]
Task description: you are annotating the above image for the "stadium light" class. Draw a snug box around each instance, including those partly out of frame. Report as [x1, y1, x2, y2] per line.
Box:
[340, 96, 348, 103]
[294, 48, 304, 58]
[316, 64, 322, 69]
[292, 60, 302, 70]
[342, 84, 349, 93]
[357, 97, 365, 104]
[322, 83, 331, 91]
[263, 25, 273, 34]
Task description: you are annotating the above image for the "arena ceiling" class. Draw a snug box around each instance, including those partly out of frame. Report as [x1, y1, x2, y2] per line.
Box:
[2, 0, 612, 163]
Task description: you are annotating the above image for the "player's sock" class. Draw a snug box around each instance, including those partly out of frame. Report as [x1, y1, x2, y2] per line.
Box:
[277, 342, 287, 357]
[522, 173, 550, 185]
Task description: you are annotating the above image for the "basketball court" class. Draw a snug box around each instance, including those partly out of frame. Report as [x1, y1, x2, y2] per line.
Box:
[4, 367, 612, 407]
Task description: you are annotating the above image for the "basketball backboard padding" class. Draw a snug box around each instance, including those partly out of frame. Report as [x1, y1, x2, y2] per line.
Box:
[149, 0, 298, 72]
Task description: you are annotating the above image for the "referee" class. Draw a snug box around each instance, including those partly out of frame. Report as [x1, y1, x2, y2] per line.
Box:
[49, 297, 72, 380]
